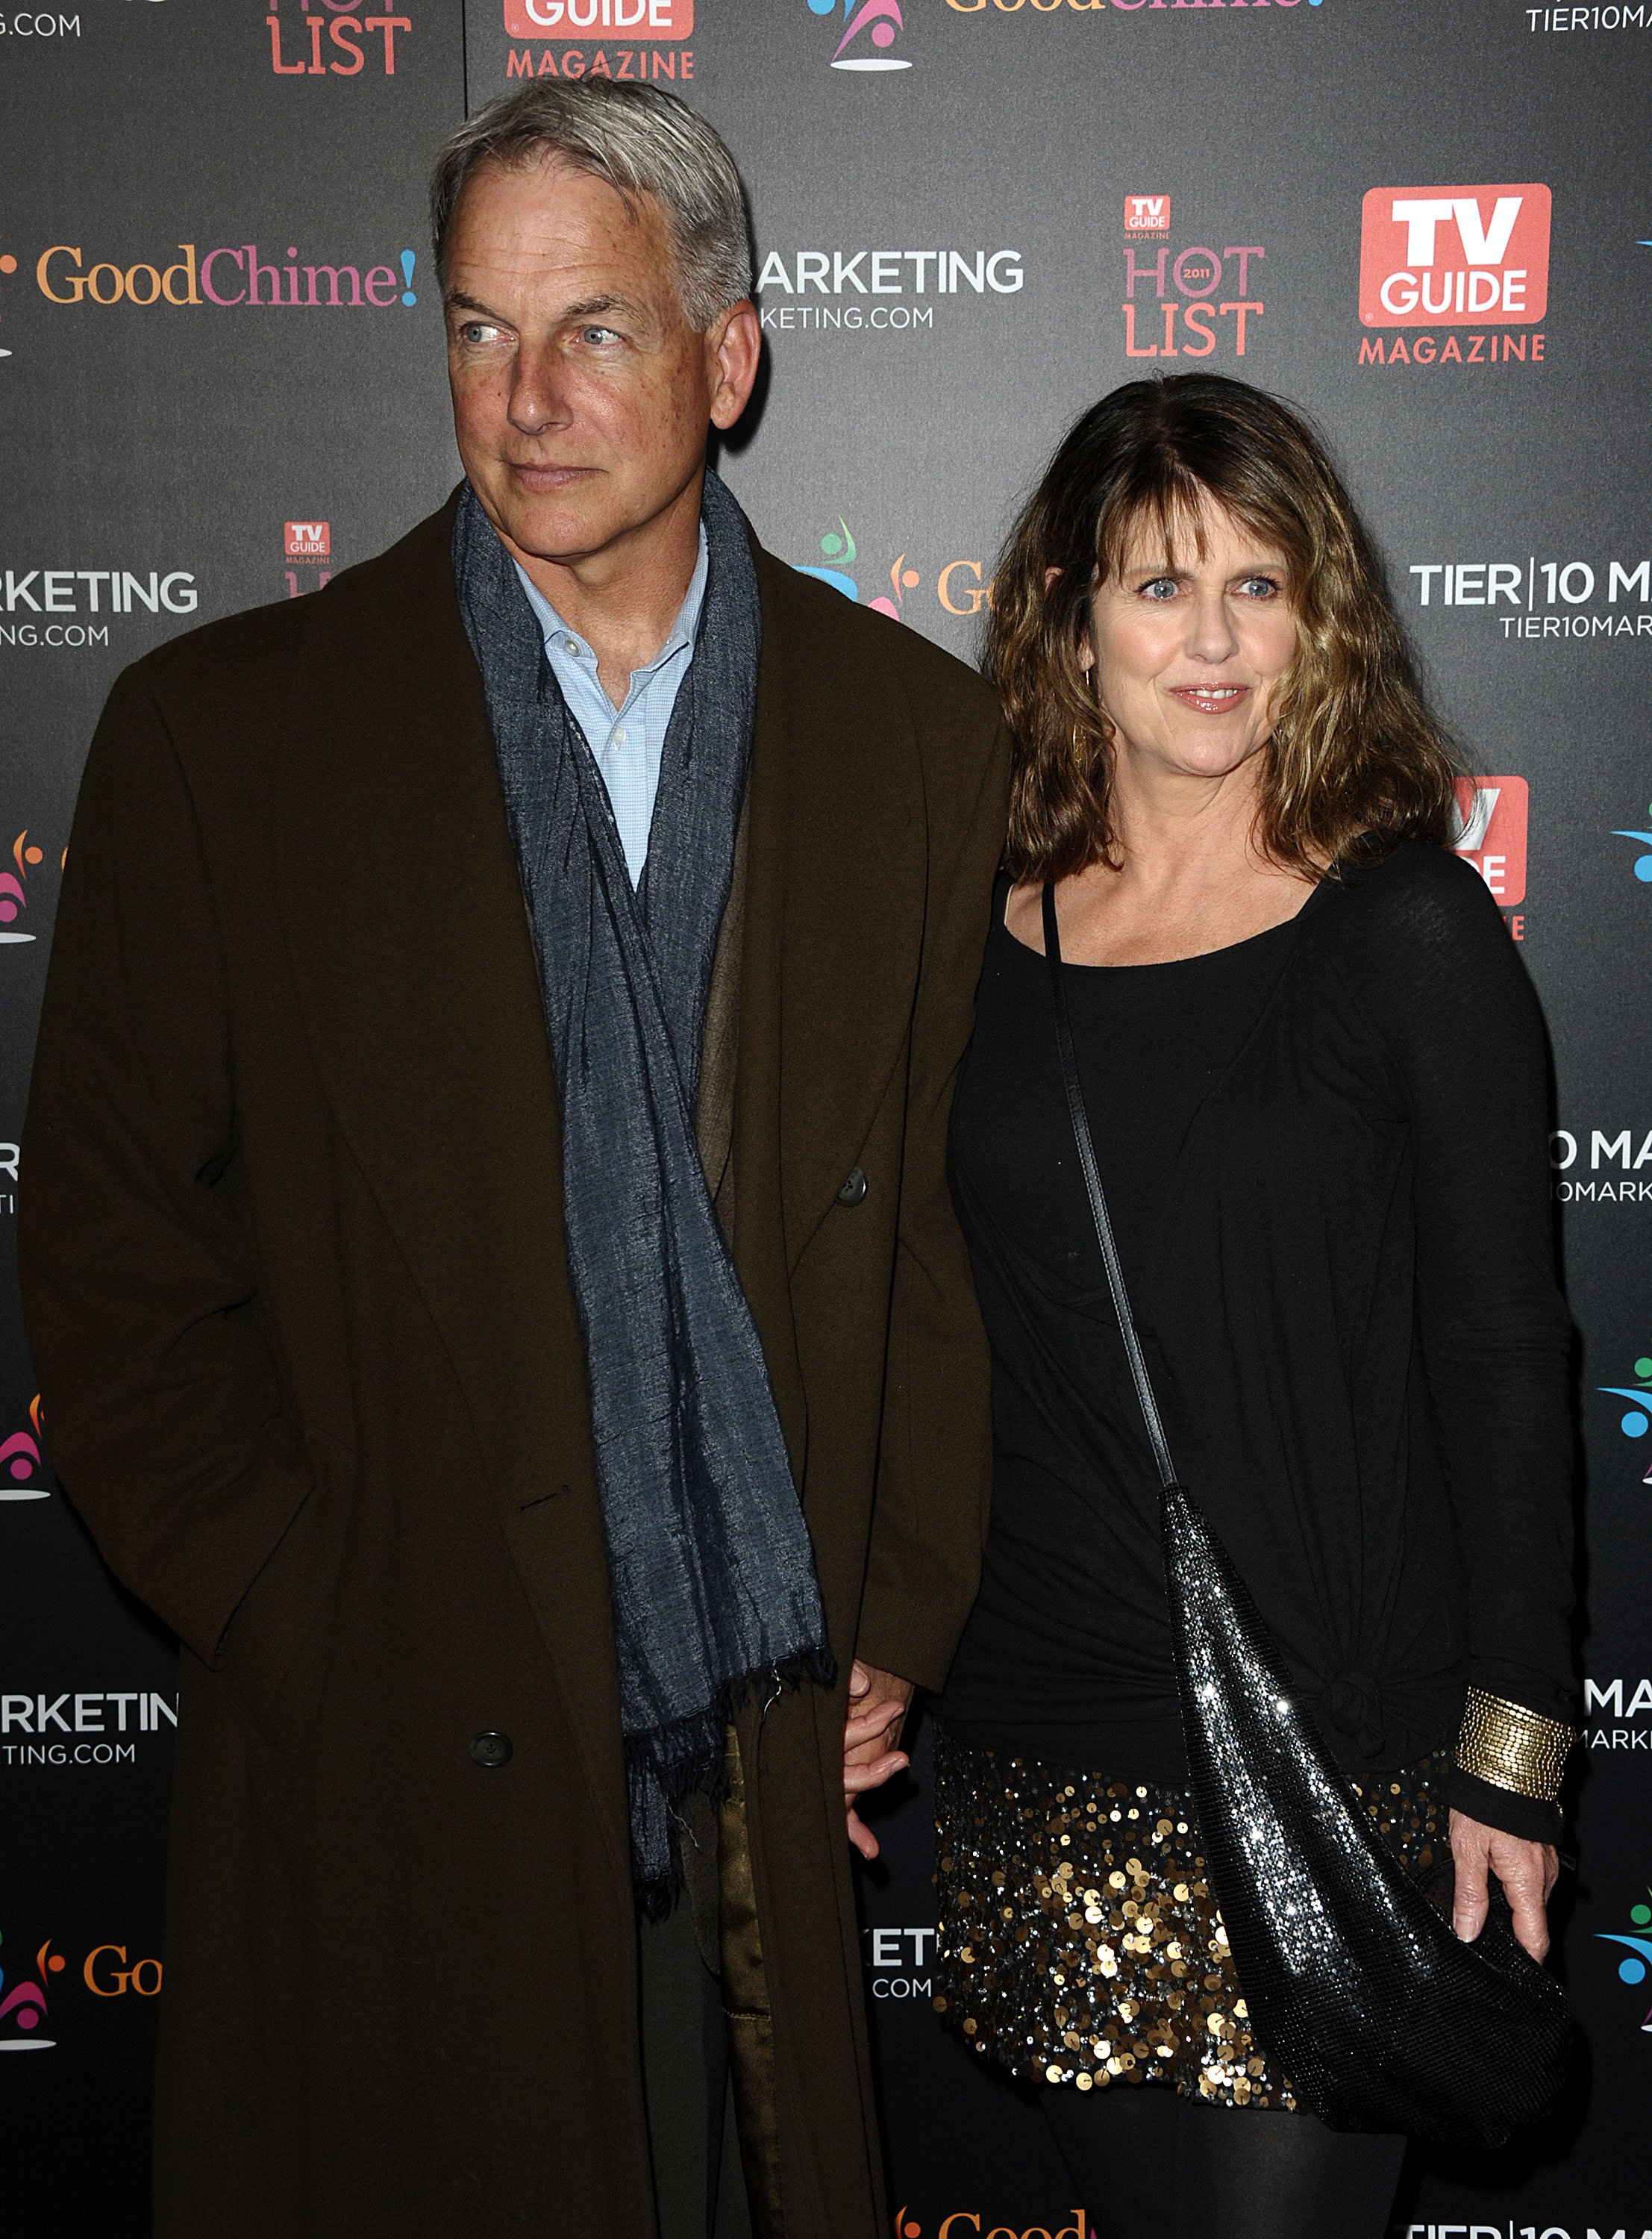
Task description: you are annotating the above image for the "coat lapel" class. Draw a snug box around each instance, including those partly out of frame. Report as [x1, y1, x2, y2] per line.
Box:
[723, 552, 927, 1482]
[274, 497, 628, 1878]
[748, 552, 927, 1270]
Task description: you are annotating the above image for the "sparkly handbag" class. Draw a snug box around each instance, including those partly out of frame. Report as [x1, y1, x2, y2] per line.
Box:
[1041, 883, 1573, 2146]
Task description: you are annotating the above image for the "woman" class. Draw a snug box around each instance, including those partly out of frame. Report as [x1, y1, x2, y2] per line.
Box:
[930, 374, 1576, 2239]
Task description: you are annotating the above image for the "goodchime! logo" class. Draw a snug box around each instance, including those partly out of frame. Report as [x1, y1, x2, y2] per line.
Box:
[803, 0, 910, 70]
[792, 520, 992, 622]
[33, 241, 419, 309]
[796, 519, 916, 616]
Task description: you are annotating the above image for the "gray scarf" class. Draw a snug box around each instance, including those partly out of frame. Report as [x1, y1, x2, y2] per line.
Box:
[453, 472, 832, 1911]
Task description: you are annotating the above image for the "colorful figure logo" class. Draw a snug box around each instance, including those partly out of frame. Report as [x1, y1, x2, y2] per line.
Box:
[798, 518, 860, 600]
[1600, 1357, 1652, 1485]
[795, 521, 922, 622]
[0, 829, 43, 944]
[0, 1934, 65, 2051]
[1611, 801, 1652, 883]
[0, 1394, 48, 1502]
[1597, 1892, 1652, 2032]
[868, 553, 921, 621]
[804, 0, 910, 72]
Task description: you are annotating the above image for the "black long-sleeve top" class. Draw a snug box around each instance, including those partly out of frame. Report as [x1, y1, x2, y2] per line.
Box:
[937, 842, 1577, 1843]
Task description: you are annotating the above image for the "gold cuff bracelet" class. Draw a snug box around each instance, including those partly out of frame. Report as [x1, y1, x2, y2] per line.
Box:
[1454, 1687, 1574, 1806]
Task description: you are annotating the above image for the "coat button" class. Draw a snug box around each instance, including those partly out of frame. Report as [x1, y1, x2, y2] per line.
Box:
[469, 1731, 512, 1769]
[836, 1166, 867, 1208]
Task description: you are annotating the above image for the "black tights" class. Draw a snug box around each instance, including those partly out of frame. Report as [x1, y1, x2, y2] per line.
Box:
[1040, 2082, 1407, 2239]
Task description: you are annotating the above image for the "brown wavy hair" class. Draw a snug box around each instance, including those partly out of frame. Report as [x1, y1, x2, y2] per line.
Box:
[986, 373, 1459, 882]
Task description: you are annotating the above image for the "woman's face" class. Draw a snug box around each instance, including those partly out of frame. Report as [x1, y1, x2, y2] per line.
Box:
[1083, 495, 1298, 785]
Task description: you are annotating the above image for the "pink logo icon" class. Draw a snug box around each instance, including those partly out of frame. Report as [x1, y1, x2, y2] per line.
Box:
[806, 0, 910, 72]
[868, 552, 921, 622]
[0, 1936, 65, 2051]
[0, 829, 43, 946]
[1, 1394, 48, 1503]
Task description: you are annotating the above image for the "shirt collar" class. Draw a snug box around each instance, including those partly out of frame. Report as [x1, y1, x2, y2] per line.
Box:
[513, 521, 710, 678]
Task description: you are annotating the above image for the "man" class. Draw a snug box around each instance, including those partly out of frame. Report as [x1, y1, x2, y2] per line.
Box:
[20, 81, 1007, 2239]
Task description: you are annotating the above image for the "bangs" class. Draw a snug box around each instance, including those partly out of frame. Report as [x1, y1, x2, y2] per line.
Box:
[1092, 470, 1297, 590]
[1092, 460, 1206, 586]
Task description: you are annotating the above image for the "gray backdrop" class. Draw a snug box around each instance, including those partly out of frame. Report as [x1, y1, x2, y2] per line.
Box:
[2, 1, 1648, 2232]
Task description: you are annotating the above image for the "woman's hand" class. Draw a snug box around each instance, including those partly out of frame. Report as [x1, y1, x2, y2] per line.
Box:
[1448, 1809, 1559, 1961]
[842, 1660, 915, 1862]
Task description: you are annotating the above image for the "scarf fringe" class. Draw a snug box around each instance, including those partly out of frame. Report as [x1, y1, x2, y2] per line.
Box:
[626, 1646, 839, 1917]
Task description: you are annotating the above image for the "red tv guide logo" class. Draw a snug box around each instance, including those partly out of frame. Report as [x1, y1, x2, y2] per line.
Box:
[1360, 186, 1550, 327]
[1453, 775, 1528, 908]
[503, 0, 694, 35]
[284, 521, 331, 560]
[1124, 194, 1170, 235]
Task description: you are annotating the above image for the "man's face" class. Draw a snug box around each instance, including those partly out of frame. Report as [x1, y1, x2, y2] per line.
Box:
[443, 153, 752, 575]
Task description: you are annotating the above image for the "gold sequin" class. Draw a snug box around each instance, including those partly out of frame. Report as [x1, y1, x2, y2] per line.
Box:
[931, 1735, 1448, 2112]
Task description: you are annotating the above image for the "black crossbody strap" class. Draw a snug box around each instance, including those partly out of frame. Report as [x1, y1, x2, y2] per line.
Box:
[1041, 881, 1180, 1493]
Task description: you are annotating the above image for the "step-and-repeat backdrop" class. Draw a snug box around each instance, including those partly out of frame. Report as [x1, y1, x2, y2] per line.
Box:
[2, 1, 1648, 2232]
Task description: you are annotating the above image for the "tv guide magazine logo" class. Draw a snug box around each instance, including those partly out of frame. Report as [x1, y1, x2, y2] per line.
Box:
[1360, 187, 1550, 325]
[1358, 186, 1551, 369]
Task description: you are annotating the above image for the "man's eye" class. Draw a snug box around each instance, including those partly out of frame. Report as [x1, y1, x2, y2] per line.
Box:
[457, 322, 497, 345]
[580, 325, 621, 346]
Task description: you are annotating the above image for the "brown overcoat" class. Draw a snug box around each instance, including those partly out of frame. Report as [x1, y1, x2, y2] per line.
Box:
[19, 496, 1009, 2239]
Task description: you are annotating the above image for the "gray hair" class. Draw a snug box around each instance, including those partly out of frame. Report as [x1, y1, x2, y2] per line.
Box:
[430, 81, 753, 331]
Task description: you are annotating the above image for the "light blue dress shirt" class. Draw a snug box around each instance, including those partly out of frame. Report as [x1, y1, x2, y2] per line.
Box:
[513, 525, 710, 888]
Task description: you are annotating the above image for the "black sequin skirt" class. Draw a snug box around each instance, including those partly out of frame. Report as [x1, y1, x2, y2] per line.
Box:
[932, 1729, 1448, 2108]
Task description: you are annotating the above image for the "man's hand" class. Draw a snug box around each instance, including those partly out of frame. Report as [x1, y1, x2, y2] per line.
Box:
[1448, 1808, 1559, 1962]
[843, 1660, 916, 1862]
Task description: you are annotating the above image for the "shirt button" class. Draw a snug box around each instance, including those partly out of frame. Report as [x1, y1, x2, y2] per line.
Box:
[469, 1731, 513, 1769]
[613, 726, 628, 746]
[836, 1167, 868, 1208]
[562, 637, 579, 657]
